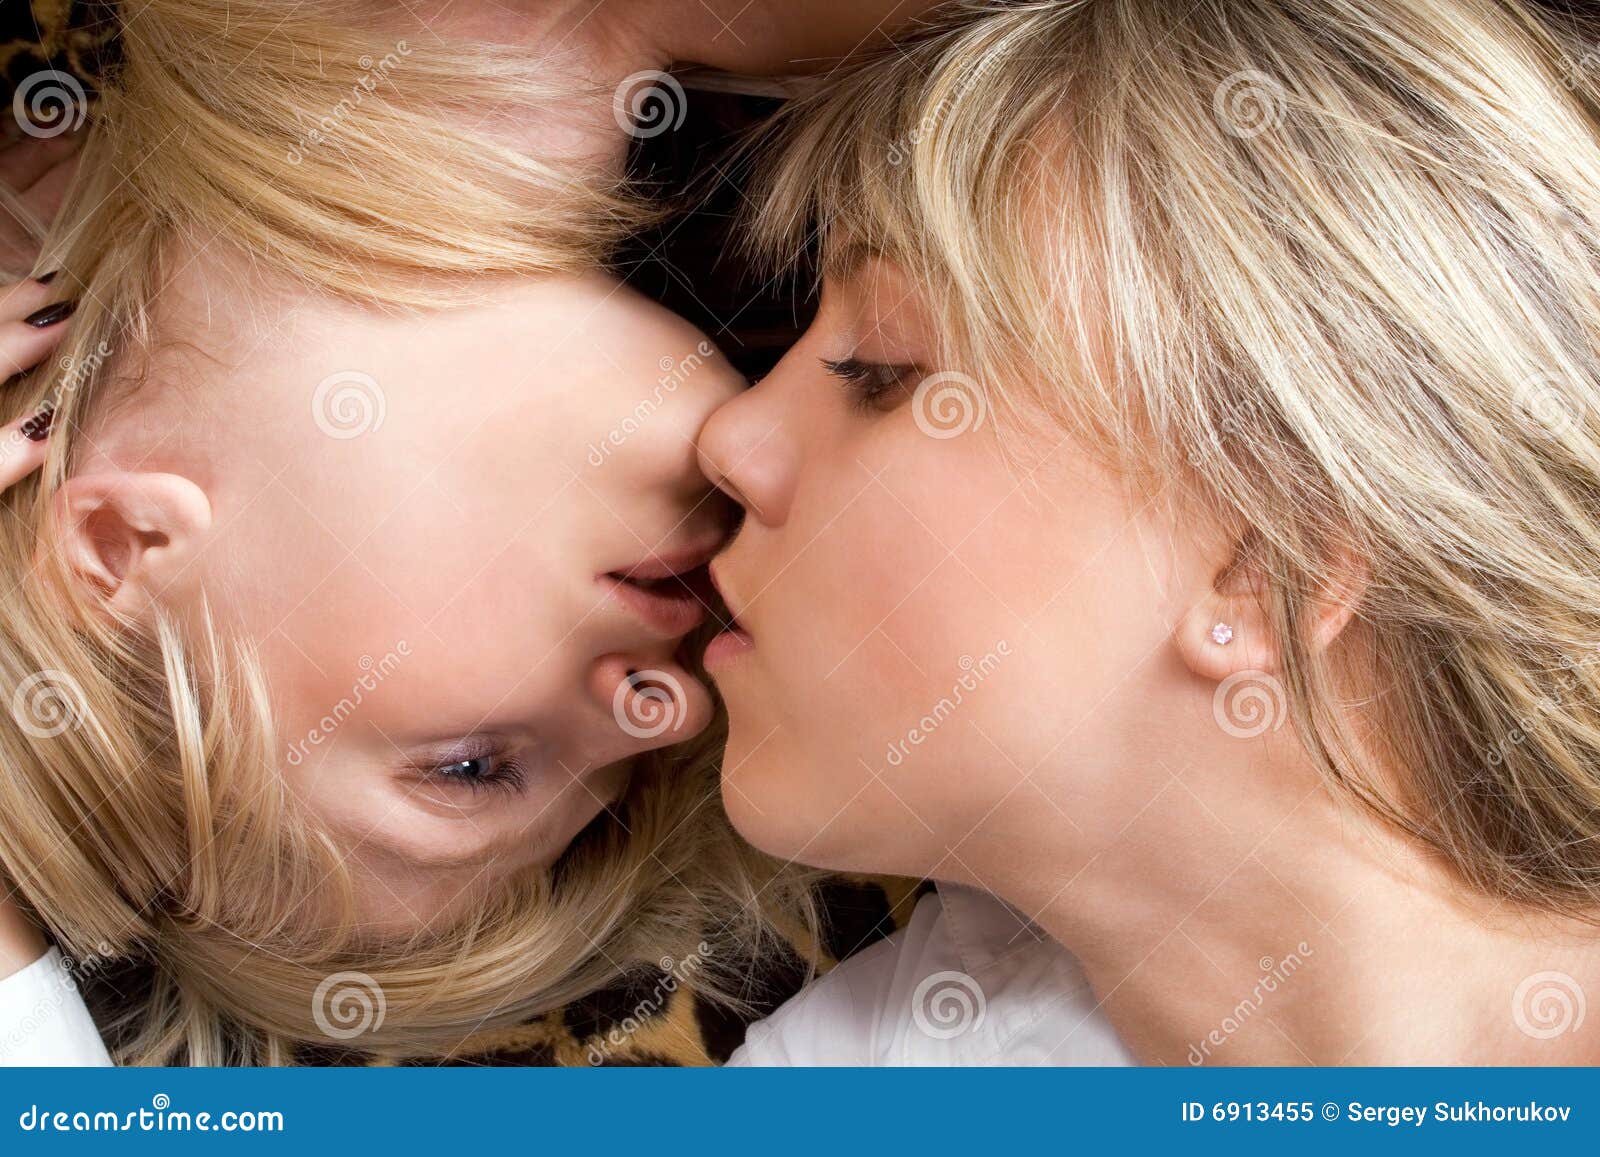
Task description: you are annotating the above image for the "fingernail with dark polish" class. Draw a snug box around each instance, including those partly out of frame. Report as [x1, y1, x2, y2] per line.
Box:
[33, 270, 58, 286]
[24, 300, 75, 328]
[21, 405, 54, 442]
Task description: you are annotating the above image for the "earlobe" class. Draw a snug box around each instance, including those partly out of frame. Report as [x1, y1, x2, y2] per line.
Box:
[1175, 539, 1369, 684]
[1176, 590, 1279, 683]
[52, 472, 212, 613]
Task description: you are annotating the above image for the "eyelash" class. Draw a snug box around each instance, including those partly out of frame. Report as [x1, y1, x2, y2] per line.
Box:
[420, 751, 528, 798]
[821, 357, 918, 412]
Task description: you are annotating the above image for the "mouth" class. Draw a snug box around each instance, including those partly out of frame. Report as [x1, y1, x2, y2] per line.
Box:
[600, 542, 724, 638]
[703, 561, 755, 668]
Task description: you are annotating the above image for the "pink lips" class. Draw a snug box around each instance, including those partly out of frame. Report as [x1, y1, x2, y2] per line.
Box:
[600, 541, 723, 637]
[702, 626, 754, 668]
[702, 561, 755, 669]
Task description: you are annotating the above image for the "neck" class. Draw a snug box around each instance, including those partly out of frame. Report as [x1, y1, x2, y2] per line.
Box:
[966, 737, 1598, 1065]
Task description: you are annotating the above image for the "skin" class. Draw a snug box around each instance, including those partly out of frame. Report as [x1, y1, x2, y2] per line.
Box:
[69, 261, 741, 932]
[698, 256, 1600, 1065]
[0, 0, 948, 954]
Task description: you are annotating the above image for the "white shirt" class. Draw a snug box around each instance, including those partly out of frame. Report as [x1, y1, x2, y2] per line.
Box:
[729, 884, 1133, 1065]
[0, 947, 113, 1066]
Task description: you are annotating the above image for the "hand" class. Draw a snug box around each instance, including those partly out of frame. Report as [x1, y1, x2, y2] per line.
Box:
[0, 130, 82, 277]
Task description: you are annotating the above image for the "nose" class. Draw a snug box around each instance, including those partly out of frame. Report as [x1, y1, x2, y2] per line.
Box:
[696, 378, 798, 527]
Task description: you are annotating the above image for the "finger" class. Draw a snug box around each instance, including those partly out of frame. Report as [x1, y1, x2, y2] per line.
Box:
[0, 277, 64, 320]
[0, 404, 54, 490]
[0, 131, 83, 194]
[0, 296, 74, 380]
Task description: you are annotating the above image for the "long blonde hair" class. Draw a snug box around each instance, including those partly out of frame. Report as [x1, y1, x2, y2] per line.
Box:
[0, 0, 799, 1064]
[750, 0, 1600, 914]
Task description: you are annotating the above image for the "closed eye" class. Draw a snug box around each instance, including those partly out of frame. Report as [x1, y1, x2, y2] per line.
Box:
[820, 357, 919, 413]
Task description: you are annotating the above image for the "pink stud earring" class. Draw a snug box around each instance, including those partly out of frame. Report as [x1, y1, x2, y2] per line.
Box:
[1210, 622, 1235, 646]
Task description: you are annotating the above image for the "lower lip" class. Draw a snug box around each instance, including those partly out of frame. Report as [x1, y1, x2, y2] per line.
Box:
[703, 627, 755, 669]
[601, 574, 708, 636]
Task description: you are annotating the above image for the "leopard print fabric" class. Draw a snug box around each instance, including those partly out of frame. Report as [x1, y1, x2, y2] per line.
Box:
[0, 0, 115, 132]
[314, 875, 930, 1067]
[80, 875, 929, 1066]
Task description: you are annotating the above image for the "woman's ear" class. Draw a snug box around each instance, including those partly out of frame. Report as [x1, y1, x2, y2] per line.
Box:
[51, 471, 212, 615]
[1175, 533, 1368, 683]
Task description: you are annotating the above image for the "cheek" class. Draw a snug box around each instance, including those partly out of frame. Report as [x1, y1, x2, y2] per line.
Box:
[722, 431, 1030, 867]
[723, 426, 1188, 870]
[772, 428, 1047, 726]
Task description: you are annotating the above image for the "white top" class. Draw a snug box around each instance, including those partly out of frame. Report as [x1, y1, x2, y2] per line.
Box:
[0, 947, 113, 1066]
[729, 884, 1133, 1066]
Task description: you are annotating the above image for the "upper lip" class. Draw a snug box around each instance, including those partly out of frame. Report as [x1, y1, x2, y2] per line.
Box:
[606, 531, 727, 585]
[706, 560, 748, 632]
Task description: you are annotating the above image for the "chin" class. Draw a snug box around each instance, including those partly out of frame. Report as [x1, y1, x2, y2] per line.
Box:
[718, 735, 919, 876]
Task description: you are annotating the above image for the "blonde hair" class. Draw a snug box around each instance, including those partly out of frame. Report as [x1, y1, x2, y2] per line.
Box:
[0, 0, 801, 1063]
[751, 0, 1600, 914]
